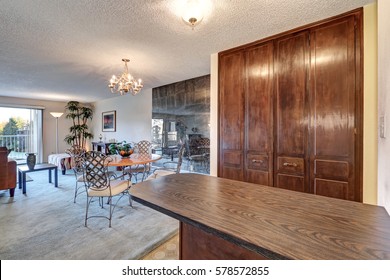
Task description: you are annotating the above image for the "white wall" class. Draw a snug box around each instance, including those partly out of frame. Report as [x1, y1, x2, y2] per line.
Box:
[91, 88, 152, 145]
[210, 53, 218, 177]
[0, 96, 72, 162]
[377, 0, 390, 214]
[363, 3, 378, 205]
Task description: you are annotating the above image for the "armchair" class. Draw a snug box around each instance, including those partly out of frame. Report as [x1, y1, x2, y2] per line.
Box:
[0, 147, 17, 197]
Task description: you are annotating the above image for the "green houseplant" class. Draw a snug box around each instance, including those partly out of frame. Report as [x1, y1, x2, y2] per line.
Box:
[64, 101, 93, 150]
[108, 141, 133, 157]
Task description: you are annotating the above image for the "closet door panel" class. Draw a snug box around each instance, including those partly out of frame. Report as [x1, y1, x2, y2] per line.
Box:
[219, 52, 245, 181]
[218, 9, 362, 201]
[276, 174, 305, 193]
[274, 31, 309, 192]
[314, 179, 348, 200]
[246, 42, 274, 185]
[310, 15, 358, 201]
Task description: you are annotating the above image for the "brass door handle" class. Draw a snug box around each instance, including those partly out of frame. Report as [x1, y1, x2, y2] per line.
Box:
[252, 159, 264, 163]
[283, 162, 297, 167]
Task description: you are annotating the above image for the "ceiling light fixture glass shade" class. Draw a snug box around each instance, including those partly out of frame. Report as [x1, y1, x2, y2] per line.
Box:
[182, 0, 203, 29]
[108, 58, 143, 96]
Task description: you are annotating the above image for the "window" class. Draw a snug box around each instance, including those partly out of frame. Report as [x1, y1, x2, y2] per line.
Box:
[0, 106, 43, 164]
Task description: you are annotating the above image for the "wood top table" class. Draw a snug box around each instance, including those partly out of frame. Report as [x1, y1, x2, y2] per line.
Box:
[107, 154, 161, 167]
[131, 173, 390, 260]
[107, 154, 162, 181]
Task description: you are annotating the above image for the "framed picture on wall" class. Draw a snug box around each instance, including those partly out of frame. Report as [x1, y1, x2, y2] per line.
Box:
[102, 110, 116, 132]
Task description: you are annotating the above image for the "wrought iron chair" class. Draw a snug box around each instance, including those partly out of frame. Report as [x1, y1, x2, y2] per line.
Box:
[185, 137, 210, 172]
[123, 140, 152, 182]
[66, 145, 86, 203]
[83, 151, 132, 227]
[71, 153, 87, 203]
[67, 146, 117, 203]
[146, 143, 185, 180]
[136, 140, 152, 155]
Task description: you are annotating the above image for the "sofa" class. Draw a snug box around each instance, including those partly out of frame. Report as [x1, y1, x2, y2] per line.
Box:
[0, 147, 17, 197]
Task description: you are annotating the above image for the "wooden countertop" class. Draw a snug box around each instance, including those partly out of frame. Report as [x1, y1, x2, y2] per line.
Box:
[131, 173, 390, 259]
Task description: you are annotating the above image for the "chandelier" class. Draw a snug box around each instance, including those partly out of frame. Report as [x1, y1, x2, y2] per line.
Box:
[108, 58, 143, 96]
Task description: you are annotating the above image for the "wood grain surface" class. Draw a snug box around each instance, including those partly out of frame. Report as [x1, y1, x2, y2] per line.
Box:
[131, 173, 390, 259]
[218, 9, 363, 202]
[107, 154, 161, 166]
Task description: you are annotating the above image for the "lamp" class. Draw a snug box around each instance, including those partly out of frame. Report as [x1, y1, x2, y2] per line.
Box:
[50, 112, 63, 154]
[108, 58, 143, 96]
[182, 0, 204, 29]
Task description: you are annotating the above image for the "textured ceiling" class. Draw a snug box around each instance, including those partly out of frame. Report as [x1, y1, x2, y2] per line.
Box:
[0, 0, 374, 103]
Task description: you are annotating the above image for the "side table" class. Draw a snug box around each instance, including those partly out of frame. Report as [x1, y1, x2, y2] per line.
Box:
[18, 164, 58, 194]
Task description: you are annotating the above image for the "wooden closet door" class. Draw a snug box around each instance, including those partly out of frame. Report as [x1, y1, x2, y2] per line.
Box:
[274, 31, 310, 193]
[309, 15, 360, 201]
[245, 42, 274, 185]
[219, 51, 245, 181]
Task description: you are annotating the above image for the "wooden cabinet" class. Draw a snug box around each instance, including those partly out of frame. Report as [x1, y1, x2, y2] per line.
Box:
[274, 31, 310, 193]
[245, 42, 274, 186]
[219, 41, 274, 184]
[309, 14, 362, 201]
[218, 9, 362, 202]
[219, 51, 245, 181]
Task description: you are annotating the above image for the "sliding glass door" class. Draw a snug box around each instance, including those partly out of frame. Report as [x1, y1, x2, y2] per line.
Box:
[0, 107, 43, 164]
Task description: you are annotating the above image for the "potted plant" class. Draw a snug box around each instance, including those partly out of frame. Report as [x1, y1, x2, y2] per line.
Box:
[109, 141, 133, 158]
[64, 101, 93, 150]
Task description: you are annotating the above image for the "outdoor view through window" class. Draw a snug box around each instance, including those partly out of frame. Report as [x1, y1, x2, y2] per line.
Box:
[0, 107, 42, 164]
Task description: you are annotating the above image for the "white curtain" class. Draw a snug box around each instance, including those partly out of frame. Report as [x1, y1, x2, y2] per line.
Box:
[29, 109, 43, 163]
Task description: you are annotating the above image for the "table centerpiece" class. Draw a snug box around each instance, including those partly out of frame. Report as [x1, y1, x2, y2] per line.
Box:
[108, 141, 133, 158]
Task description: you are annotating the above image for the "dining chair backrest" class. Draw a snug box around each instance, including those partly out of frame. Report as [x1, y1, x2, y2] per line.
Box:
[135, 140, 151, 155]
[187, 137, 210, 156]
[72, 154, 85, 175]
[66, 145, 86, 174]
[83, 151, 112, 191]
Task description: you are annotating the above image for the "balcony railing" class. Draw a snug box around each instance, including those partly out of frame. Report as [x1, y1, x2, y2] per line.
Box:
[0, 134, 31, 159]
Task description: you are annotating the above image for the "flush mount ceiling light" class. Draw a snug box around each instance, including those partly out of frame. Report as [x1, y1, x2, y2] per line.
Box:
[108, 58, 143, 96]
[182, 0, 204, 29]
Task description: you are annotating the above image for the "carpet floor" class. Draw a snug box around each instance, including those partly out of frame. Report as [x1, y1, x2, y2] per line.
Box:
[0, 169, 179, 260]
